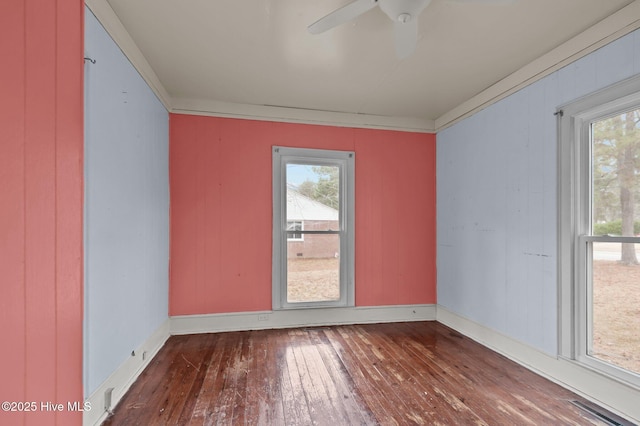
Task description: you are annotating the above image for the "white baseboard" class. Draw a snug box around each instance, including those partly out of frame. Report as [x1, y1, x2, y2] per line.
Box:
[83, 320, 170, 426]
[83, 305, 432, 425]
[170, 304, 436, 335]
[436, 305, 640, 424]
[84, 305, 639, 424]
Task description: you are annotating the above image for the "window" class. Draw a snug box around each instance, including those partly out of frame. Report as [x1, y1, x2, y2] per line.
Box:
[286, 221, 303, 241]
[559, 75, 640, 387]
[272, 146, 355, 309]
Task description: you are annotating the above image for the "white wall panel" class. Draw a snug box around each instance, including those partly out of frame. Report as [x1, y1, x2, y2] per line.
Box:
[84, 9, 169, 396]
[437, 28, 640, 355]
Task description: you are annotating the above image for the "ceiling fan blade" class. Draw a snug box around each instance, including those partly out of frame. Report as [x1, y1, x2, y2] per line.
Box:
[394, 18, 418, 59]
[308, 0, 379, 34]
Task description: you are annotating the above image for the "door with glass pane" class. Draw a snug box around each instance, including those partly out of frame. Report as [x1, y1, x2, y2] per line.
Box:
[583, 108, 640, 378]
[272, 147, 354, 309]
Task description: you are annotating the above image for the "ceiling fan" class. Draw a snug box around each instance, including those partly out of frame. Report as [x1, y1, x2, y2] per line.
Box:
[308, 0, 514, 59]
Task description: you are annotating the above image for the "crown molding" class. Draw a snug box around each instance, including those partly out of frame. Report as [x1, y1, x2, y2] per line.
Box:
[435, 0, 640, 131]
[171, 97, 435, 133]
[83, 0, 434, 133]
[84, 0, 172, 110]
[86, 0, 640, 134]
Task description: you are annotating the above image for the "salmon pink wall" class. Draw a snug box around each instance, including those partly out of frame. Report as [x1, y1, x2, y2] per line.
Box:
[0, 0, 84, 424]
[170, 114, 436, 315]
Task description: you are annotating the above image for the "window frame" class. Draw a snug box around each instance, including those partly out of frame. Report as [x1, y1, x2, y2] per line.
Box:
[272, 146, 355, 310]
[558, 74, 640, 388]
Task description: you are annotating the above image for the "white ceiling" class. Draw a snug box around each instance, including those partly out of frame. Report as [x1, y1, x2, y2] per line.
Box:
[94, 0, 638, 131]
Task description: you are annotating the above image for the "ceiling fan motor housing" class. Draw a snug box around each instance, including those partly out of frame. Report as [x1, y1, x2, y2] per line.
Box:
[378, 0, 432, 23]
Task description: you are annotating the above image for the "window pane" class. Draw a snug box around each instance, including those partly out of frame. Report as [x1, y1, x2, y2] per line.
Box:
[287, 239, 340, 303]
[286, 164, 340, 223]
[590, 242, 640, 375]
[285, 163, 342, 303]
[591, 109, 640, 247]
[286, 221, 303, 241]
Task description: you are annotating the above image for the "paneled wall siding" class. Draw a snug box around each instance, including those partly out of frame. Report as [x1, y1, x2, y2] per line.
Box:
[84, 10, 170, 396]
[170, 115, 437, 315]
[437, 29, 640, 355]
[0, 0, 84, 424]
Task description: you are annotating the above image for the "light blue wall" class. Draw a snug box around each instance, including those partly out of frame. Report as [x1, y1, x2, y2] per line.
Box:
[84, 9, 169, 396]
[437, 29, 640, 355]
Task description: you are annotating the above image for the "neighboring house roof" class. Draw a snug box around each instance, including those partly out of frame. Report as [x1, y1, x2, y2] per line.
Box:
[287, 188, 338, 221]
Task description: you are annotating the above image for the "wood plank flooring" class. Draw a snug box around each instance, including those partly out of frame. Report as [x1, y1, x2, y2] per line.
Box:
[103, 322, 621, 425]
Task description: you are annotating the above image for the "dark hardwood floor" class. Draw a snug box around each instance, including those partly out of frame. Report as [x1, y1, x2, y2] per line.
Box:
[103, 322, 620, 425]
